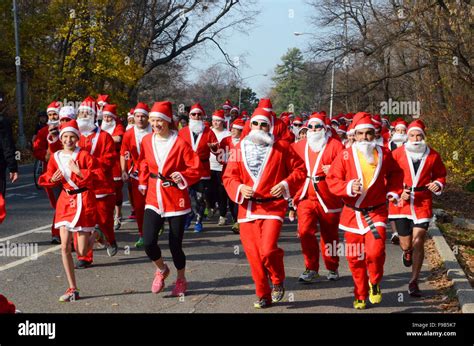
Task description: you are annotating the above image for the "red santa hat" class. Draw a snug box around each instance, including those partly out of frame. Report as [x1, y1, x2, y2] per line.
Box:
[231, 118, 245, 130]
[97, 94, 110, 106]
[371, 113, 382, 126]
[78, 96, 97, 115]
[134, 102, 149, 116]
[407, 119, 426, 136]
[292, 116, 303, 125]
[257, 98, 273, 112]
[59, 106, 76, 121]
[211, 109, 225, 121]
[336, 124, 347, 134]
[393, 118, 408, 130]
[127, 108, 135, 119]
[345, 113, 354, 123]
[47, 101, 61, 114]
[352, 112, 375, 131]
[59, 119, 80, 139]
[222, 99, 232, 110]
[102, 104, 117, 119]
[190, 103, 205, 116]
[240, 110, 249, 118]
[307, 112, 326, 125]
[149, 101, 173, 122]
[230, 106, 239, 113]
[251, 107, 272, 125]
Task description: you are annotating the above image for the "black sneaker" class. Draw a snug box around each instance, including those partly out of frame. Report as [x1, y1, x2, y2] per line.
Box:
[402, 249, 413, 267]
[390, 232, 400, 245]
[253, 298, 272, 309]
[75, 260, 92, 269]
[408, 281, 422, 297]
[271, 284, 285, 303]
[51, 236, 61, 244]
[106, 241, 118, 257]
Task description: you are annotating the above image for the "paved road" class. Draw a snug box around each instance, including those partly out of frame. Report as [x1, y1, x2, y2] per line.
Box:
[0, 164, 445, 313]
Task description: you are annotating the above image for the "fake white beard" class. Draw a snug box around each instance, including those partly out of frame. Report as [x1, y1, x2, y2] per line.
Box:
[189, 119, 204, 134]
[392, 133, 407, 144]
[307, 130, 328, 152]
[247, 129, 274, 146]
[405, 140, 427, 162]
[101, 119, 116, 133]
[232, 137, 240, 145]
[77, 118, 96, 135]
[355, 140, 377, 164]
[47, 119, 59, 126]
[375, 136, 384, 146]
[291, 126, 300, 136]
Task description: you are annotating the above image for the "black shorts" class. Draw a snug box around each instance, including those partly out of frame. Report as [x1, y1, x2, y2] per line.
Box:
[393, 218, 429, 236]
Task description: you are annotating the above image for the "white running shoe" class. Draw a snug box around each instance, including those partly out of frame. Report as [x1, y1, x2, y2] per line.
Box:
[298, 269, 319, 283]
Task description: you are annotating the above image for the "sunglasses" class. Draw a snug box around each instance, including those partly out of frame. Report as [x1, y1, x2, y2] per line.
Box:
[251, 121, 269, 128]
[307, 124, 325, 130]
[293, 123, 303, 127]
[190, 113, 202, 117]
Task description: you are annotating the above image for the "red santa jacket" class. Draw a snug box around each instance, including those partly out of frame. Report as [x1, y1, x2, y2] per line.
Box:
[217, 135, 240, 173]
[326, 145, 403, 234]
[292, 137, 344, 213]
[138, 132, 202, 217]
[33, 126, 63, 164]
[0, 191, 5, 224]
[241, 116, 295, 145]
[120, 125, 152, 179]
[178, 126, 218, 180]
[38, 147, 98, 230]
[222, 138, 306, 223]
[78, 127, 116, 196]
[102, 122, 125, 180]
[388, 145, 447, 223]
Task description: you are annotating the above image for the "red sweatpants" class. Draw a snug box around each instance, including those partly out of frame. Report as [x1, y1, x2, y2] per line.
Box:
[75, 194, 116, 263]
[130, 179, 145, 236]
[344, 227, 386, 300]
[296, 199, 340, 272]
[239, 219, 285, 300]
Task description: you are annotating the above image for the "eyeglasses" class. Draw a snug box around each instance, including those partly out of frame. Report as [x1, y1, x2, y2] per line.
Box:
[307, 124, 325, 130]
[251, 121, 269, 128]
[293, 123, 303, 127]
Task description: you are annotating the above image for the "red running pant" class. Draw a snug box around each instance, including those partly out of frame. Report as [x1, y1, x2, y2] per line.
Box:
[344, 227, 386, 300]
[239, 219, 285, 301]
[75, 194, 116, 263]
[296, 198, 340, 272]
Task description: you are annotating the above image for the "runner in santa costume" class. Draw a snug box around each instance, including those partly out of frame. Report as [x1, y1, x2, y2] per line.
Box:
[38, 119, 98, 302]
[74, 96, 118, 268]
[222, 108, 306, 308]
[372, 114, 390, 148]
[96, 94, 109, 125]
[291, 112, 344, 283]
[138, 101, 201, 297]
[222, 99, 233, 129]
[208, 109, 231, 226]
[388, 120, 447, 297]
[124, 108, 136, 219]
[100, 104, 126, 231]
[290, 116, 304, 138]
[326, 112, 403, 309]
[33, 101, 74, 244]
[387, 118, 409, 245]
[240, 98, 295, 144]
[178, 102, 219, 233]
[218, 118, 245, 233]
[126, 108, 135, 131]
[120, 102, 152, 248]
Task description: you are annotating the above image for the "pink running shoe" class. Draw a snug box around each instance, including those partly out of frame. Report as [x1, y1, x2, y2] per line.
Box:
[151, 264, 170, 294]
[171, 278, 188, 297]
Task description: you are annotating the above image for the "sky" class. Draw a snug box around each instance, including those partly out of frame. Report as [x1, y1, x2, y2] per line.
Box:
[190, 0, 318, 98]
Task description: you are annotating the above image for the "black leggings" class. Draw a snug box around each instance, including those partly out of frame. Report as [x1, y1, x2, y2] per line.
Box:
[209, 170, 229, 217]
[143, 209, 186, 270]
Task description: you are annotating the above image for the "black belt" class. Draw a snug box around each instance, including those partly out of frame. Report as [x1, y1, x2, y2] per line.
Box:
[345, 203, 386, 239]
[249, 197, 283, 204]
[149, 173, 177, 188]
[308, 175, 326, 182]
[405, 185, 428, 192]
[64, 187, 88, 195]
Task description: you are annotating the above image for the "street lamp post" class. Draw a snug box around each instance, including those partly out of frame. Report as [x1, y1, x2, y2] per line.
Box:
[238, 73, 267, 110]
[13, 0, 26, 149]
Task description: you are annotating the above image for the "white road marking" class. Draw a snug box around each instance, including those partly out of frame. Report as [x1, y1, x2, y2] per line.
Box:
[6, 183, 36, 191]
[0, 245, 61, 272]
[0, 224, 52, 242]
[23, 196, 36, 200]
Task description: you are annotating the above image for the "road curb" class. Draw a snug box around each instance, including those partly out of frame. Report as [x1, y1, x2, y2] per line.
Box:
[429, 214, 474, 313]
